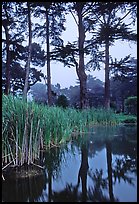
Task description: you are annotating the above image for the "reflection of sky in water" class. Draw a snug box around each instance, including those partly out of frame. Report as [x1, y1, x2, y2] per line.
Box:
[52, 144, 81, 191]
[112, 154, 137, 202]
[88, 148, 107, 175]
[2, 126, 137, 202]
[48, 143, 137, 202]
[114, 175, 137, 202]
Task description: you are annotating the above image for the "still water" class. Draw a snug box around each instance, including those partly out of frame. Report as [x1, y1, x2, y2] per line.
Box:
[2, 125, 137, 202]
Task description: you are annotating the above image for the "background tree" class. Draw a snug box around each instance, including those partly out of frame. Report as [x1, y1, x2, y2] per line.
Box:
[86, 75, 104, 108]
[56, 94, 69, 108]
[87, 2, 137, 109]
[23, 2, 32, 100]
[30, 83, 47, 104]
[33, 2, 66, 106]
[74, 2, 87, 108]
[110, 56, 137, 112]
[2, 2, 45, 96]
[51, 2, 101, 109]
[124, 96, 137, 115]
[30, 75, 105, 109]
[2, 43, 45, 95]
[2, 2, 21, 95]
[45, 3, 52, 105]
[65, 2, 102, 109]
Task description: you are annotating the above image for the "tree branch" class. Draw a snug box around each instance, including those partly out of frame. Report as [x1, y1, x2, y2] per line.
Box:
[82, 3, 93, 17]
[69, 9, 78, 26]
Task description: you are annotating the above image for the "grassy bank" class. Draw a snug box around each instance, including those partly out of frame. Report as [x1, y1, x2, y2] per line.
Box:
[2, 94, 136, 168]
[115, 113, 137, 124]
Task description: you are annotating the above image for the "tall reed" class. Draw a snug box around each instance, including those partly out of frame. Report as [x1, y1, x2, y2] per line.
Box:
[2, 94, 119, 168]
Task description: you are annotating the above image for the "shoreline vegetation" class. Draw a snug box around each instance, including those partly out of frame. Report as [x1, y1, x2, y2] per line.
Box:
[2, 94, 137, 175]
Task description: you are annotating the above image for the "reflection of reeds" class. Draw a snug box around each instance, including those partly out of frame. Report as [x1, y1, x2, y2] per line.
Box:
[2, 95, 119, 168]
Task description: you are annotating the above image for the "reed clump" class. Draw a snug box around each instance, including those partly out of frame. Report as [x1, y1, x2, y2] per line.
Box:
[2, 94, 119, 168]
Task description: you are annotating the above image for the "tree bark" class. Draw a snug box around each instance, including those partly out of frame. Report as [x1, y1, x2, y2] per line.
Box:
[3, 3, 11, 95]
[77, 4, 88, 109]
[23, 2, 32, 101]
[104, 39, 110, 109]
[46, 8, 52, 106]
[4, 27, 11, 95]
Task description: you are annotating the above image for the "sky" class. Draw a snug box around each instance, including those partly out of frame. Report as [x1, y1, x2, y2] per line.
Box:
[44, 13, 137, 88]
[3, 5, 136, 89]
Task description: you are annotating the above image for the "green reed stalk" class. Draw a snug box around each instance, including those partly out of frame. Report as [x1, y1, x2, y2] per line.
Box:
[2, 94, 120, 168]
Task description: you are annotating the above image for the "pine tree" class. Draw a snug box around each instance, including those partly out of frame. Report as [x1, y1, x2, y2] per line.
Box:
[23, 2, 32, 100]
[89, 2, 137, 109]
[33, 2, 66, 106]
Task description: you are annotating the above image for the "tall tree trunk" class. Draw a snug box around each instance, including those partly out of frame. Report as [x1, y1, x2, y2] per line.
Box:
[77, 4, 88, 109]
[46, 8, 52, 106]
[3, 3, 11, 95]
[5, 27, 11, 95]
[23, 2, 32, 101]
[104, 39, 110, 109]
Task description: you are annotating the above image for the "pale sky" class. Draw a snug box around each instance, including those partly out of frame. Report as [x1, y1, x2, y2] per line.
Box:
[3, 7, 136, 89]
[47, 13, 137, 88]
[50, 40, 137, 88]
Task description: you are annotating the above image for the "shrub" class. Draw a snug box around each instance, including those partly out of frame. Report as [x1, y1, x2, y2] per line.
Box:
[124, 96, 137, 115]
[56, 94, 69, 108]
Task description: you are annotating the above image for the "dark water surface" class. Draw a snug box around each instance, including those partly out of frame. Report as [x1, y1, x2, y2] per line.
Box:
[2, 125, 137, 202]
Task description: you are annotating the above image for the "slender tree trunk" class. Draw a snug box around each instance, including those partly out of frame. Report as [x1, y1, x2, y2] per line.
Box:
[23, 2, 32, 101]
[3, 3, 11, 95]
[77, 4, 88, 109]
[104, 39, 110, 109]
[46, 8, 52, 106]
[121, 95, 125, 113]
[5, 27, 11, 95]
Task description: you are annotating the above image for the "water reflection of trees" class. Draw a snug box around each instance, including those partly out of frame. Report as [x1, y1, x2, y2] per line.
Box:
[2, 170, 47, 202]
[50, 126, 136, 202]
[41, 144, 69, 202]
[113, 156, 136, 185]
[2, 145, 65, 202]
[2, 126, 137, 202]
[51, 142, 116, 202]
[77, 144, 89, 202]
[106, 140, 115, 201]
[51, 142, 89, 202]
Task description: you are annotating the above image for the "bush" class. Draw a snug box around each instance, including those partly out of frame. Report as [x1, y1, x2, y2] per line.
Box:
[124, 96, 137, 115]
[56, 95, 69, 108]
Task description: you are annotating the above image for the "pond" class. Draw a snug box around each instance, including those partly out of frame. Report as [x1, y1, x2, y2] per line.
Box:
[2, 125, 137, 202]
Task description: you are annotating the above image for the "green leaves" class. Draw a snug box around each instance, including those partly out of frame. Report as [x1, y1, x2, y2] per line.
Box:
[110, 56, 137, 81]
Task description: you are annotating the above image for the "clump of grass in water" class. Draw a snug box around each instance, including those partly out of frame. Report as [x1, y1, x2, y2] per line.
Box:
[2, 95, 119, 168]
